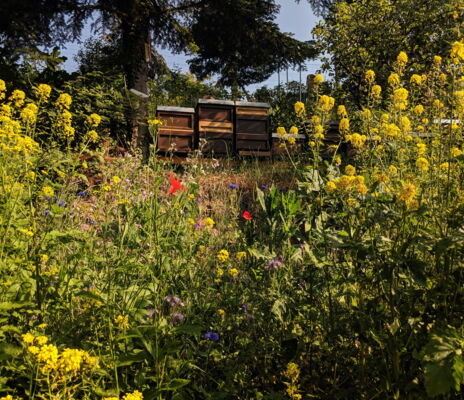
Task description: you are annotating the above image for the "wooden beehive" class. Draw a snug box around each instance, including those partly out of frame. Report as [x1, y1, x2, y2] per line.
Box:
[156, 106, 195, 153]
[196, 99, 235, 155]
[235, 101, 271, 156]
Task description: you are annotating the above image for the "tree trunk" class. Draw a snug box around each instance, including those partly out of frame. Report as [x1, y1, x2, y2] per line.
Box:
[121, 0, 151, 162]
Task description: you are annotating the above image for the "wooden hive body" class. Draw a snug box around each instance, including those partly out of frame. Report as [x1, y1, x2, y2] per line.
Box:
[156, 106, 195, 153]
[234, 101, 271, 156]
[196, 99, 235, 155]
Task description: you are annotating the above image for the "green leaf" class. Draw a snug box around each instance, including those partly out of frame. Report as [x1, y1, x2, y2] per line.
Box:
[0, 343, 22, 360]
[162, 378, 190, 391]
[424, 361, 455, 397]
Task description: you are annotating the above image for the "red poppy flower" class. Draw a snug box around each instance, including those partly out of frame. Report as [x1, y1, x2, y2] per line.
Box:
[242, 211, 252, 220]
[168, 173, 186, 194]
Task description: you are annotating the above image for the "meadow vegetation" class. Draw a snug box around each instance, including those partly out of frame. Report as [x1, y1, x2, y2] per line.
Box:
[1, 42, 464, 400]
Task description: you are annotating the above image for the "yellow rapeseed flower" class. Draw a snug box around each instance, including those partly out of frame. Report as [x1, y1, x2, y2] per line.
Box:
[396, 51, 408, 66]
[294, 101, 306, 116]
[85, 130, 99, 143]
[55, 93, 72, 110]
[313, 74, 324, 84]
[203, 217, 215, 229]
[42, 186, 54, 197]
[337, 105, 348, 118]
[410, 74, 422, 85]
[317, 95, 335, 112]
[289, 126, 299, 135]
[122, 391, 144, 400]
[450, 40, 464, 61]
[339, 118, 350, 133]
[114, 315, 129, 330]
[276, 126, 286, 137]
[86, 113, 102, 127]
[229, 268, 239, 278]
[217, 249, 229, 262]
[416, 157, 429, 172]
[371, 85, 382, 99]
[365, 70, 375, 83]
[345, 164, 356, 176]
[35, 84, 52, 102]
[21, 333, 35, 344]
[413, 105, 424, 115]
[388, 73, 400, 86]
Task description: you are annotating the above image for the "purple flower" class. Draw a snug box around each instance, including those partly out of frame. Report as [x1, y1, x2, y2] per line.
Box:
[260, 185, 269, 190]
[164, 295, 185, 307]
[229, 183, 239, 189]
[171, 312, 185, 325]
[194, 223, 201, 229]
[204, 331, 220, 341]
[242, 303, 248, 313]
[265, 256, 284, 271]
[89, 221, 97, 225]
[44, 210, 51, 216]
[196, 197, 202, 203]
[77, 191, 87, 196]
[59, 201, 65, 207]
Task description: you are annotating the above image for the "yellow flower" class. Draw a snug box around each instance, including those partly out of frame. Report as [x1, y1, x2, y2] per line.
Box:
[0, 103, 12, 116]
[380, 113, 389, 123]
[294, 101, 306, 116]
[28, 345, 40, 355]
[21, 333, 35, 344]
[388, 73, 400, 86]
[399, 183, 416, 203]
[433, 99, 444, 109]
[392, 88, 409, 110]
[410, 74, 422, 85]
[433, 55, 442, 65]
[311, 115, 321, 124]
[345, 165, 356, 176]
[114, 315, 129, 330]
[203, 217, 215, 229]
[112, 176, 121, 184]
[413, 105, 424, 115]
[396, 51, 408, 66]
[276, 126, 286, 137]
[346, 198, 356, 207]
[55, 93, 72, 110]
[389, 165, 398, 175]
[37, 344, 59, 373]
[289, 126, 299, 135]
[236, 251, 247, 260]
[85, 130, 99, 143]
[356, 183, 368, 195]
[86, 113, 102, 127]
[365, 70, 375, 83]
[218, 309, 225, 318]
[318, 95, 335, 112]
[36, 336, 48, 346]
[148, 119, 163, 126]
[217, 249, 229, 262]
[313, 74, 324, 84]
[439, 73, 447, 83]
[122, 391, 144, 400]
[82, 161, 88, 169]
[0, 79, 6, 96]
[399, 116, 411, 133]
[416, 157, 429, 172]
[345, 133, 367, 148]
[451, 147, 463, 157]
[229, 268, 239, 278]
[450, 40, 464, 61]
[42, 186, 55, 197]
[415, 143, 427, 155]
[439, 162, 449, 172]
[371, 85, 382, 99]
[339, 118, 350, 133]
[9, 89, 26, 107]
[326, 181, 337, 192]
[18, 228, 34, 237]
[382, 123, 400, 137]
[35, 84, 52, 102]
[216, 268, 224, 277]
[337, 105, 348, 118]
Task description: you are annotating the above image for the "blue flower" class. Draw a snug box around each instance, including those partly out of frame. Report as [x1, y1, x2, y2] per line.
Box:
[229, 183, 239, 189]
[260, 185, 269, 190]
[77, 191, 87, 196]
[58, 201, 65, 207]
[44, 210, 51, 216]
[204, 331, 220, 341]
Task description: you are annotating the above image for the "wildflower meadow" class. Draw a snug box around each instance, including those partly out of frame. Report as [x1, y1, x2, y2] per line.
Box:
[1, 9, 464, 400]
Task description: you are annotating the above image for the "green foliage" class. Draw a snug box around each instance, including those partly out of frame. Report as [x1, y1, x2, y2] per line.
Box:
[314, 0, 464, 101]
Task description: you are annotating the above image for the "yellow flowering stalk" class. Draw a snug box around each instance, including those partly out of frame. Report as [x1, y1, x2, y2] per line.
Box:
[114, 315, 129, 330]
[294, 101, 306, 116]
[317, 95, 335, 112]
[388, 73, 400, 86]
[313, 74, 324, 85]
[217, 249, 229, 262]
[365, 70, 375, 83]
[86, 113, 102, 127]
[55, 93, 72, 110]
[34, 84, 52, 102]
[371, 84, 382, 99]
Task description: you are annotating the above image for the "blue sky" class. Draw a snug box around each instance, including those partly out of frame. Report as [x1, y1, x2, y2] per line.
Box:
[61, 0, 322, 89]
